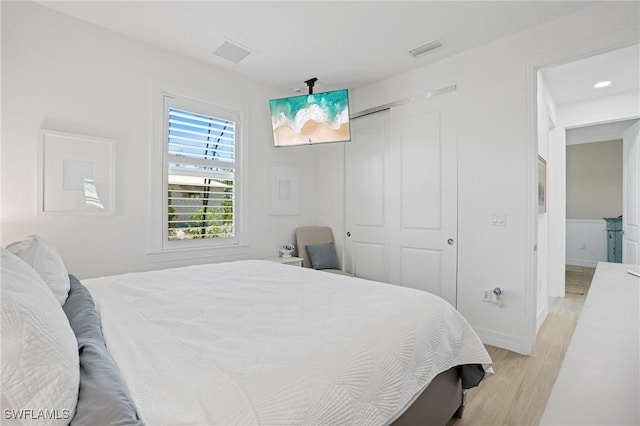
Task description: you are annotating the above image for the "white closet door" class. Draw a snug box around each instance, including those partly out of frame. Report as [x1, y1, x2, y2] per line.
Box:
[345, 93, 458, 306]
[388, 94, 458, 306]
[344, 110, 391, 283]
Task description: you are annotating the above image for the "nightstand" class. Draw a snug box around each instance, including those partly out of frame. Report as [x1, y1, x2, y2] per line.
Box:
[266, 256, 304, 267]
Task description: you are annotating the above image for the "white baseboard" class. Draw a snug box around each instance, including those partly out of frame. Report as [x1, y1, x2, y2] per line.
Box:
[473, 326, 523, 354]
[566, 259, 598, 268]
[537, 304, 549, 333]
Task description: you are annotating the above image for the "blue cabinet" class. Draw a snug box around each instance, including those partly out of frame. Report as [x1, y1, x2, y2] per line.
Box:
[604, 217, 622, 263]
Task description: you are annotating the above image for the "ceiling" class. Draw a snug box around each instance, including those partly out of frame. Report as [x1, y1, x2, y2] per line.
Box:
[544, 44, 640, 145]
[542, 44, 640, 105]
[40, 1, 600, 94]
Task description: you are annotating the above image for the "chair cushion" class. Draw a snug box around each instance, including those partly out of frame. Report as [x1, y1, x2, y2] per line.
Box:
[295, 226, 336, 268]
[306, 242, 340, 270]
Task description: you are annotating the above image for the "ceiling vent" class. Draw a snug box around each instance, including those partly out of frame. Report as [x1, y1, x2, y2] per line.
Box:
[409, 40, 443, 58]
[212, 40, 253, 63]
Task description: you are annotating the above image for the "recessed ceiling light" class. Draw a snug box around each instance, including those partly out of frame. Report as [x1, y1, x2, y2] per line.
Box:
[594, 80, 612, 89]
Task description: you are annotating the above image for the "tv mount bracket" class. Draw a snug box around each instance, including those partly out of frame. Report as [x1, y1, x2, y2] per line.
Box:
[304, 77, 318, 95]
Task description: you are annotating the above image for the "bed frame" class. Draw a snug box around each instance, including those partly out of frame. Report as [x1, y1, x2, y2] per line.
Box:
[392, 367, 464, 425]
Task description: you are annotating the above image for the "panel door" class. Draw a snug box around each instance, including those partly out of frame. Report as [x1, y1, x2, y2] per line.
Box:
[345, 93, 458, 306]
[388, 94, 458, 306]
[622, 121, 640, 265]
[344, 110, 391, 282]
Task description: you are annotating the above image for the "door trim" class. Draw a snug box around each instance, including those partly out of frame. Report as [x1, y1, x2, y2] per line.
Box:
[525, 28, 638, 356]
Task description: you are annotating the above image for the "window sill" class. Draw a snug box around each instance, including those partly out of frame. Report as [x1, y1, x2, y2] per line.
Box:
[147, 244, 250, 263]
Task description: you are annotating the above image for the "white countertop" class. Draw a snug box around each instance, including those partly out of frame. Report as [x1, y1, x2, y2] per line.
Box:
[540, 262, 639, 426]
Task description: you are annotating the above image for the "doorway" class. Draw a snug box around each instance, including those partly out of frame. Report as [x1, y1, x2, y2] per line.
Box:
[564, 124, 628, 295]
[536, 44, 639, 331]
[565, 123, 632, 269]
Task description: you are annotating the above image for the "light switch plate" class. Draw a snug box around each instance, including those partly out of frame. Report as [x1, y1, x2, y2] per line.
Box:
[491, 212, 507, 226]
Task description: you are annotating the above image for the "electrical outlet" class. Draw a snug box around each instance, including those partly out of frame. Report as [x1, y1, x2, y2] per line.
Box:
[482, 289, 492, 302]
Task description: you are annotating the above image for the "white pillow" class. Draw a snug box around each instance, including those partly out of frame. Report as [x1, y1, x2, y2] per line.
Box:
[6, 235, 70, 305]
[1, 249, 79, 425]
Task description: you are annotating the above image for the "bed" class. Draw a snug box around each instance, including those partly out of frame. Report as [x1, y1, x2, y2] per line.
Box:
[1, 236, 493, 426]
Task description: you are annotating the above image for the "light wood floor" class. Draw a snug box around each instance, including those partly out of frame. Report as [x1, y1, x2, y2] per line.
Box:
[448, 267, 595, 426]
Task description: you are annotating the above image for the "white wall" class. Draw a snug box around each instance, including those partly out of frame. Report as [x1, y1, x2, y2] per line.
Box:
[566, 220, 608, 267]
[547, 125, 567, 299]
[536, 73, 555, 329]
[318, 2, 639, 354]
[537, 71, 566, 305]
[557, 91, 639, 272]
[314, 143, 347, 264]
[1, 2, 321, 278]
[558, 90, 640, 128]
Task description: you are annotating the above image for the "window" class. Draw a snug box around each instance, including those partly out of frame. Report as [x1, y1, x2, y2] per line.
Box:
[162, 95, 241, 248]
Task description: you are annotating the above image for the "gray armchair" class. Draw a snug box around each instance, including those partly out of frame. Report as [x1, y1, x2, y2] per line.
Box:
[295, 226, 351, 276]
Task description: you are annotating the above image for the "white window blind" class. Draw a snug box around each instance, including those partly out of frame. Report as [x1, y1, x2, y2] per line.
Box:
[164, 98, 238, 243]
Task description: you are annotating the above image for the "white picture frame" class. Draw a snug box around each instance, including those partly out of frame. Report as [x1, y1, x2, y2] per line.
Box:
[268, 163, 299, 215]
[39, 130, 116, 215]
[538, 155, 547, 214]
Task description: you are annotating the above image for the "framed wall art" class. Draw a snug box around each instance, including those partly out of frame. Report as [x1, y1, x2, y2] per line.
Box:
[538, 155, 547, 213]
[268, 163, 299, 215]
[39, 130, 115, 215]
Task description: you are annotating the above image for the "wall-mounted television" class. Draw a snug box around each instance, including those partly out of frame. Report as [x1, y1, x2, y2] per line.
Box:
[269, 89, 351, 147]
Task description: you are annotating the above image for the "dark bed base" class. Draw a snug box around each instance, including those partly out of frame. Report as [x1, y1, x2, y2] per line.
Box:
[392, 367, 464, 426]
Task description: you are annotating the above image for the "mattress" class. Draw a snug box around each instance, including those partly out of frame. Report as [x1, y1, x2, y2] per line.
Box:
[84, 260, 492, 425]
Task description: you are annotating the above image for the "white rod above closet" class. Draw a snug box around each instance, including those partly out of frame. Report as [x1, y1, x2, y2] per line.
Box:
[350, 84, 457, 120]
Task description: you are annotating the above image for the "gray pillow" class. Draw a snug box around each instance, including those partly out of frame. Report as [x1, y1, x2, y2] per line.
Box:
[306, 242, 340, 270]
[63, 275, 144, 426]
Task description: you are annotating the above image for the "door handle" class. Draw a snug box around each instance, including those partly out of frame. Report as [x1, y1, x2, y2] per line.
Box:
[447, 238, 455, 245]
[347, 232, 351, 237]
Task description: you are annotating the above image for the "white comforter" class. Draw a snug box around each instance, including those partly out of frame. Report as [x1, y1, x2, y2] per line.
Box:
[84, 260, 492, 425]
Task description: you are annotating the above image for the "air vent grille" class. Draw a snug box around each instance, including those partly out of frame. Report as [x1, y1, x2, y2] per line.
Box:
[212, 40, 252, 63]
[409, 40, 443, 58]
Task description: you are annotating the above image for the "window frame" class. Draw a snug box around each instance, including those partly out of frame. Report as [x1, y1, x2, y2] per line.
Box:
[148, 87, 249, 261]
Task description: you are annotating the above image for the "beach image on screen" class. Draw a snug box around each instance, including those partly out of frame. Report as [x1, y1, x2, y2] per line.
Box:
[269, 89, 350, 146]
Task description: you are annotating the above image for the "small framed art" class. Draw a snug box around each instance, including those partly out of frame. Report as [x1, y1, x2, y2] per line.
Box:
[538, 155, 547, 213]
[39, 130, 115, 215]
